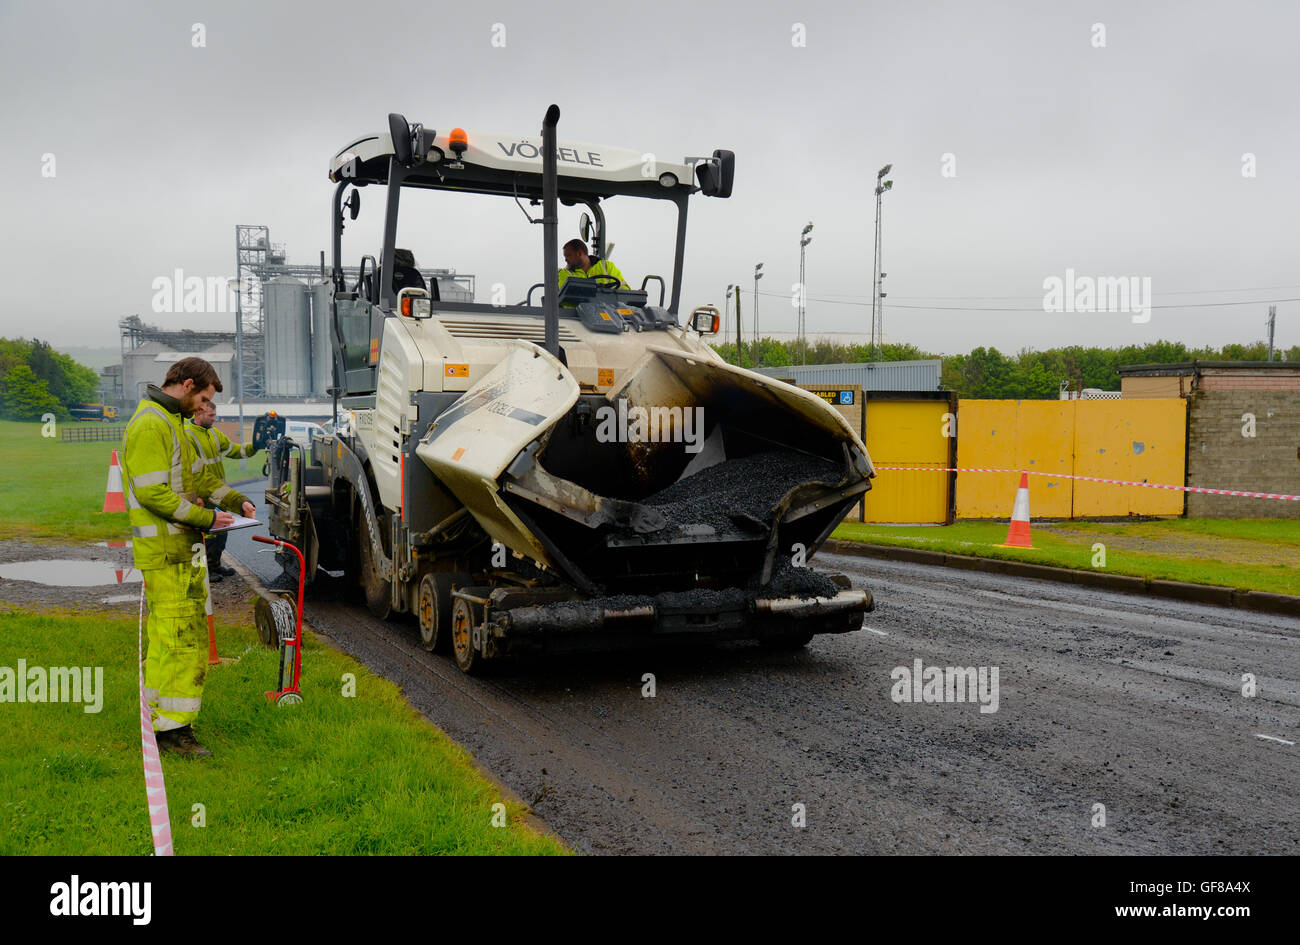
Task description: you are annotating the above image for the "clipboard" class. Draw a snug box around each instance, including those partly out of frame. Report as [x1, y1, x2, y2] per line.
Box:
[210, 515, 261, 534]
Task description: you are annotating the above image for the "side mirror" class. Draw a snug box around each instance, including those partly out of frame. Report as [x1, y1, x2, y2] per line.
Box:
[345, 188, 361, 220]
[690, 305, 721, 335]
[388, 113, 414, 166]
[579, 212, 591, 242]
[715, 150, 735, 197]
[696, 149, 735, 198]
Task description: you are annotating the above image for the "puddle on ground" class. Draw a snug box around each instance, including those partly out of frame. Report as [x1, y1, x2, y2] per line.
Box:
[0, 561, 142, 586]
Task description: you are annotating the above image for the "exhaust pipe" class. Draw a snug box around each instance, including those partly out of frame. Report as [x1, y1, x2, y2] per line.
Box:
[542, 104, 561, 358]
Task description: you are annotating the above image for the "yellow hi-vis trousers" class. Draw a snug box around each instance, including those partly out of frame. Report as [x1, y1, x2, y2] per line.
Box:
[142, 559, 211, 732]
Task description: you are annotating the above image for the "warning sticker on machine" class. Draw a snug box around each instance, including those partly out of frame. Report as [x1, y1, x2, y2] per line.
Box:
[445, 363, 469, 378]
[598, 368, 615, 386]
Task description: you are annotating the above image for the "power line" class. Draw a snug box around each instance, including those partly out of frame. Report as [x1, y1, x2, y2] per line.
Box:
[784, 284, 1300, 302]
[754, 290, 1300, 313]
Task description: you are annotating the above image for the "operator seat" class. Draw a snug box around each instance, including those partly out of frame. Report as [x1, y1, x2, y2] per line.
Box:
[370, 263, 441, 305]
[389, 264, 441, 301]
[391, 264, 426, 294]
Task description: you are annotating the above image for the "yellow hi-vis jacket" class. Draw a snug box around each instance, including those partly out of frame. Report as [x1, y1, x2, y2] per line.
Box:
[121, 386, 251, 570]
[557, 258, 629, 291]
[185, 419, 255, 474]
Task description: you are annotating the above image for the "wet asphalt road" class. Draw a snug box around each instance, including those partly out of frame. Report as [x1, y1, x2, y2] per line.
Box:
[226, 480, 1300, 855]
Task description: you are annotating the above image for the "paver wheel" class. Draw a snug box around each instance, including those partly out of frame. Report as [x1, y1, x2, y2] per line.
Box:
[451, 598, 486, 675]
[358, 517, 391, 621]
[418, 573, 457, 653]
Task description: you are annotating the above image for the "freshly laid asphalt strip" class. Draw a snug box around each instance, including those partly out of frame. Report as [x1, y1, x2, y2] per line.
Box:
[822, 539, 1300, 617]
[225, 481, 1300, 854]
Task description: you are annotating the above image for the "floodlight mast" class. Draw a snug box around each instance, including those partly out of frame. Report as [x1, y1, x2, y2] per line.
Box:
[872, 164, 894, 361]
[798, 222, 813, 365]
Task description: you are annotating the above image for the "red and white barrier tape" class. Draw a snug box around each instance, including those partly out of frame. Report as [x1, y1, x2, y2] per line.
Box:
[137, 581, 174, 856]
[872, 466, 1300, 502]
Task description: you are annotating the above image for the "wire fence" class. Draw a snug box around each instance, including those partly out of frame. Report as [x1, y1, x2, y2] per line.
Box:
[60, 424, 128, 443]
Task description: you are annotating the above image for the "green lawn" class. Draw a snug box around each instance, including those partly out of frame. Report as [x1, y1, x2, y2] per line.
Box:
[0, 420, 263, 542]
[223, 452, 266, 485]
[1081, 517, 1300, 546]
[831, 519, 1300, 596]
[0, 608, 566, 855]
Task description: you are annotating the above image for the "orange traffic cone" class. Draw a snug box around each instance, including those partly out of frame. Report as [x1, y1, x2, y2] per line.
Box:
[206, 604, 238, 664]
[102, 449, 126, 513]
[201, 538, 238, 665]
[1000, 471, 1034, 549]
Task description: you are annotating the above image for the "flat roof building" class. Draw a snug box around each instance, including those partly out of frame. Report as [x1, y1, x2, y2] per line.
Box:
[752, 359, 943, 391]
[1118, 361, 1300, 399]
[1118, 362, 1300, 518]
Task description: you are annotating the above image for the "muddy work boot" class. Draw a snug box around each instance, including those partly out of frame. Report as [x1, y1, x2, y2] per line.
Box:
[156, 725, 213, 758]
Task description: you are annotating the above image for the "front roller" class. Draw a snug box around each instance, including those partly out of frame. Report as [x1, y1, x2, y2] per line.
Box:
[252, 535, 306, 706]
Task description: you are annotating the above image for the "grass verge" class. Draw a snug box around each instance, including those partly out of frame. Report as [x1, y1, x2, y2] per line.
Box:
[830, 519, 1300, 596]
[0, 606, 567, 855]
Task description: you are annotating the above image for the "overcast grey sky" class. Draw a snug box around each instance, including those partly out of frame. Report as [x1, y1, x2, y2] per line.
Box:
[2, 0, 1297, 356]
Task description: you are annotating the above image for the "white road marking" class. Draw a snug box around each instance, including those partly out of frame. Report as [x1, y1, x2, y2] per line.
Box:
[866, 627, 888, 636]
[1254, 734, 1295, 746]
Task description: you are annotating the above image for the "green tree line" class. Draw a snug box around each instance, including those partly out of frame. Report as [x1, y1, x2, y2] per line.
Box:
[710, 338, 1298, 399]
[0, 338, 101, 421]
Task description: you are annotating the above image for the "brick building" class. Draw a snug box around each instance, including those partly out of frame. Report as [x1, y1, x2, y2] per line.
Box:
[1118, 362, 1300, 518]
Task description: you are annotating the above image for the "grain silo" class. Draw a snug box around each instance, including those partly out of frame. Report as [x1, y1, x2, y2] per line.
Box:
[263, 277, 311, 396]
[310, 281, 334, 396]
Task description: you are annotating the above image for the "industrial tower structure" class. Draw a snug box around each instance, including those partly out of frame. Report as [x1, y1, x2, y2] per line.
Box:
[118, 225, 475, 401]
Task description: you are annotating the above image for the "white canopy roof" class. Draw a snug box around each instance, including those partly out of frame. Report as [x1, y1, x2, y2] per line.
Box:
[330, 128, 696, 188]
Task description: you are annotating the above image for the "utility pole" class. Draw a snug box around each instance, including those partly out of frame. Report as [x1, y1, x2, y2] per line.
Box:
[1268, 305, 1277, 361]
[872, 164, 893, 363]
[727, 284, 743, 367]
[753, 263, 764, 368]
[735, 284, 742, 367]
